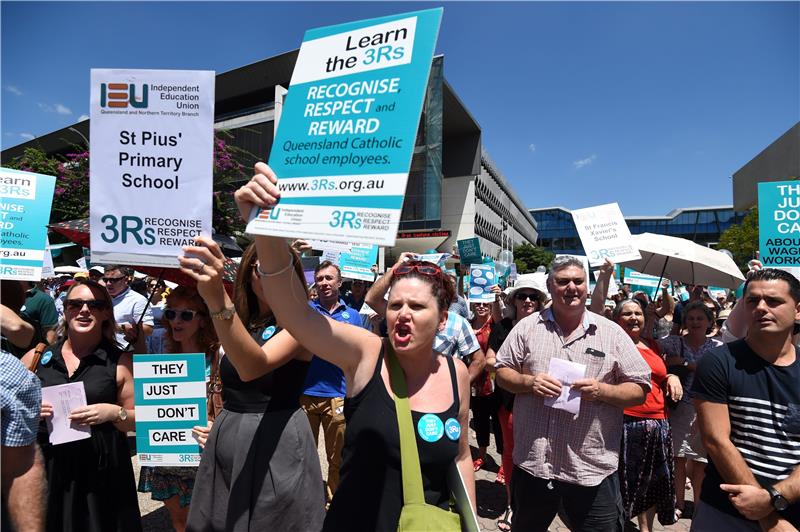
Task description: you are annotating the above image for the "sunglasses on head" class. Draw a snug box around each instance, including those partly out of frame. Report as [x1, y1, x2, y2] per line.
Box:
[515, 292, 539, 302]
[394, 261, 442, 277]
[65, 298, 110, 311]
[164, 309, 200, 322]
[102, 276, 126, 284]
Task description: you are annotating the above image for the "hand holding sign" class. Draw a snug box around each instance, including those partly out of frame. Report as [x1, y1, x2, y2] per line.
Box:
[179, 236, 229, 312]
[234, 162, 281, 223]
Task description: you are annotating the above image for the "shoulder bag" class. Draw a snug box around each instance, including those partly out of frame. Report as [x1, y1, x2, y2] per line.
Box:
[386, 343, 462, 532]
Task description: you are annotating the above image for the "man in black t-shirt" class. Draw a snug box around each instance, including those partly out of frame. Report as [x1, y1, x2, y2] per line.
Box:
[692, 268, 800, 531]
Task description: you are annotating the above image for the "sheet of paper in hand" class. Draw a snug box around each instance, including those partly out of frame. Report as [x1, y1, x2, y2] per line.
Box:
[543, 357, 587, 416]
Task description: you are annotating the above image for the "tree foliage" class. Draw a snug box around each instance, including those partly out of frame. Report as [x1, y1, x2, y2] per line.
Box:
[5, 131, 252, 236]
[717, 207, 758, 272]
[513, 243, 554, 274]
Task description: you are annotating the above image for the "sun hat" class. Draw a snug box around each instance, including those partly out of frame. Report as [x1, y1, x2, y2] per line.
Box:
[505, 274, 549, 305]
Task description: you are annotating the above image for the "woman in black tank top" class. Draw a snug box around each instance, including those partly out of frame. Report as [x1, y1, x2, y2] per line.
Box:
[179, 241, 325, 532]
[226, 167, 477, 531]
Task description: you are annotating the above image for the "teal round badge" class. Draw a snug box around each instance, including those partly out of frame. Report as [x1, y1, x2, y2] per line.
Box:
[262, 325, 276, 341]
[417, 414, 444, 443]
[444, 418, 461, 441]
[341, 311, 350, 320]
[40, 351, 53, 365]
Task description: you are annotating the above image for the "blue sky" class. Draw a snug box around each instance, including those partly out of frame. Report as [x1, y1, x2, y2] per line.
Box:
[2, 1, 798, 215]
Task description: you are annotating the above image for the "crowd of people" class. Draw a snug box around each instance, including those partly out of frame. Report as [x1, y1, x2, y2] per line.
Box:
[1, 163, 798, 532]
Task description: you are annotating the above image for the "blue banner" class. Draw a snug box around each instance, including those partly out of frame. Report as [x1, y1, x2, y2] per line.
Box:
[457, 237, 481, 265]
[0, 168, 57, 281]
[340, 244, 379, 281]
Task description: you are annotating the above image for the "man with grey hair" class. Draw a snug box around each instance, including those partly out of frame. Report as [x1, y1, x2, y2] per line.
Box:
[495, 255, 652, 531]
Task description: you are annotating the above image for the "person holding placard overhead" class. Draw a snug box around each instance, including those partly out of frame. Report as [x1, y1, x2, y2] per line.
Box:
[178, 240, 325, 532]
[219, 163, 475, 531]
[494, 256, 651, 531]
[22, 278, 140, 532]
[137, 286, 219, 532]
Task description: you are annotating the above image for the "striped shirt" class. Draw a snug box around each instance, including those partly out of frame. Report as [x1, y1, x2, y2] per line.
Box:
[495, 308, 651, 486]
[693, 340, 800, 525]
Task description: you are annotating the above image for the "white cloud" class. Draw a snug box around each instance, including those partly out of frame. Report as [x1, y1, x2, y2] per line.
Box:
[528, 143, 536, 153]
[20, 133, 35, 140]
[573, 154, 597, 170]
[37, 102, 73, 115]
[78, 114, 89, 121]
[6, 85, 23, 96]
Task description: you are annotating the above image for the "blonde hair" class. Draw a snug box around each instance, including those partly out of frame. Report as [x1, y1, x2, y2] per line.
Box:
[61, 279, 118, 346]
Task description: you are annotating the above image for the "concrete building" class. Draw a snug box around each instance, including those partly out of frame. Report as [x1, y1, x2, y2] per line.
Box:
[1, 50, 537, 263]
[732, 122, 799, 210]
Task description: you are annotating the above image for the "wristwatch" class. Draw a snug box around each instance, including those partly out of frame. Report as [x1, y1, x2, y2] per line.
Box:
[115, 407, 128, 423]
[767, 486, 789, 511]
[210, 305, 236, 321]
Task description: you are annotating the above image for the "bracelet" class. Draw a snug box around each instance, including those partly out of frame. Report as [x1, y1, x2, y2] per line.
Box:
[256, 253, 294, 278]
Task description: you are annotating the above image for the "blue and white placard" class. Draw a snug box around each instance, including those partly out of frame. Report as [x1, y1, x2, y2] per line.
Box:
[340, 244, 379, 281]
[468, 263, 496, 303]
[245, 9, 442, 246]
[759, 181, 800, 269]
[0, 168, 56, 281]
[134, 353, 207, 467]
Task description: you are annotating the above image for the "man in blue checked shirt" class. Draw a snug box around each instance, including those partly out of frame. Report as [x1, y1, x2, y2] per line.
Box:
[301, 260, 367, 504]
[1, 350, 46, 531]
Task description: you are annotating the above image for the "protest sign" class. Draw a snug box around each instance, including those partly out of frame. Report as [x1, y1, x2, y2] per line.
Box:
[42, 238, 55, 279]
[571, 202, 641, 267]
[0, 168, 56, 281]
[457, 237, 482, 265]
[321, 249, 341, 265]
[309, 239, 352, 253]
[245, 9, 442, 246]
[340, 244, 379, 281]
[468, 263, 497, 303]
[134, 353, 207, 467]
[758, 181, 800, 268]
[417, 252, 450, 266]
[90, 69, 215, 267]
[623, 268, 663, 298]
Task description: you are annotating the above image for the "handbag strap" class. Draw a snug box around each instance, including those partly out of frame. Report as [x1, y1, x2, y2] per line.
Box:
[28, 342, 47, 373]
[385, 341, 426, 506]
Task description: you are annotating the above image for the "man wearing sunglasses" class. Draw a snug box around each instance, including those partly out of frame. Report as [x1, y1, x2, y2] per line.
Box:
[102, 265, 154, 350]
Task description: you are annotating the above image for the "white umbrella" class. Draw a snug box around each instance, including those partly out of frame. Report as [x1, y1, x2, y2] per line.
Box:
[620, 233, 746, 289]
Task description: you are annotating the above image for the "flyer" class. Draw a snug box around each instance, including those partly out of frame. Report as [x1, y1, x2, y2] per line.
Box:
[468, 263, 496, 303]
[245, 8, 443, 246]
[0, 168, 56, 281]
[133, 353, 207, 467]
[90, 69, 215, 267]
[571, 202, 641, 267]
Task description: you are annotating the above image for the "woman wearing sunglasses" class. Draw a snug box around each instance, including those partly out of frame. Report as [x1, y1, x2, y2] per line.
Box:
[22, 279, 141, 532]
[137, 286, 219, 532]
[192, 162, 475, 531]
[178, 240, 325, 532]
[486, 275, 548, 532]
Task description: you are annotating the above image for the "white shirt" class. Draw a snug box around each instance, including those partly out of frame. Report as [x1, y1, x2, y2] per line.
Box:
[112, 287, 154, 348]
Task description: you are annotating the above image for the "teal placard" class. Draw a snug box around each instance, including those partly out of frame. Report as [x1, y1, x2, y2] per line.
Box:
[457, 237, 482, 265]
[133, 353, 207, 466]
[340, 244, 379, 281]
[0, 167, 57, 280]
[246, 8, 443, 246]
[758, 180, 800, 268]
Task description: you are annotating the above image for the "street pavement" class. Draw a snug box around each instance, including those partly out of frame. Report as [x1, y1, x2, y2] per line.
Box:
[136, 417, 695, 531]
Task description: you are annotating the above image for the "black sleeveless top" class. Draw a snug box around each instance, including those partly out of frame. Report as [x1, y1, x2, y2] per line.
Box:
[219, 318, 310, 413]
[323, 345, 460, 532]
